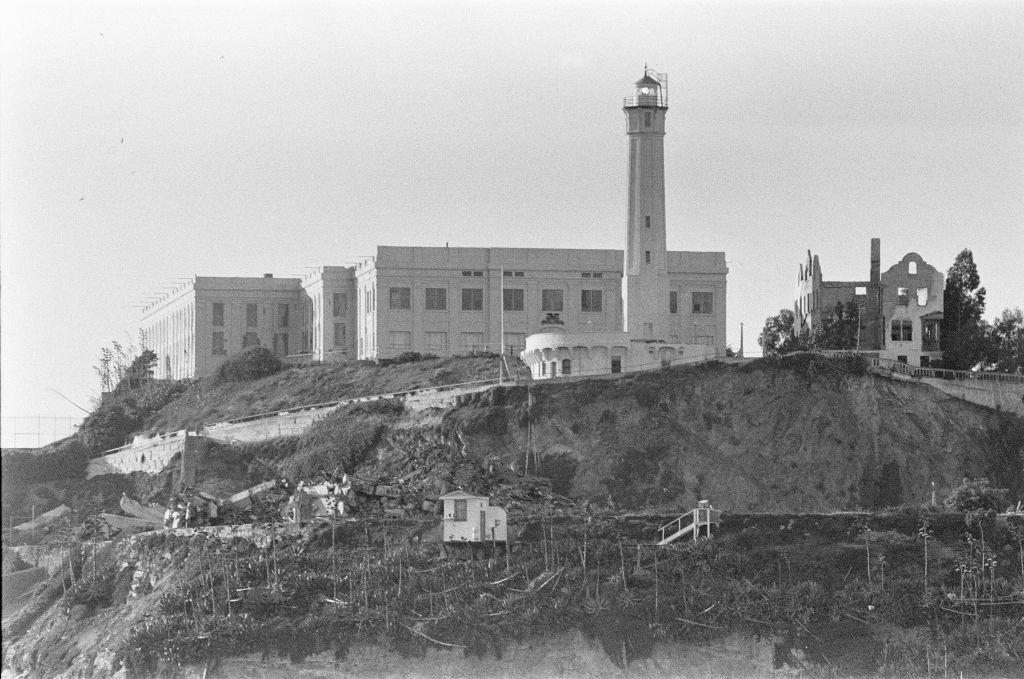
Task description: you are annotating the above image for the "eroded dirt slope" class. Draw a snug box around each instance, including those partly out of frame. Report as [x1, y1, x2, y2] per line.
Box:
[440, 357, 1024, 512]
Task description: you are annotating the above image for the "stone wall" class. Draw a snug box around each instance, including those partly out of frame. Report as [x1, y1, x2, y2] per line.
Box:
[86, 431, 195, 478]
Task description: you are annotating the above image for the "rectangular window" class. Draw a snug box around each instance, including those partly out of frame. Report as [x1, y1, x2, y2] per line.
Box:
[242, 331, 259, 348]
[582, 272, 591, 278]
[514, 271, 524, 277]
[461, 332, 484, 351]
[916, 288, 928, 306]
[389, 287, 411, 310]
[897, 288, 909, 305]
[273, 333, 288, 356]
[503, 288, 524, 311]
[425, 332, 448, 353]
[212, 303, 224, 327]
[581, 289, 603, 312]
[334, 323, 346, 348]
[212, 332, 225, 355]
[454, 499, 467, 521]
[462, 270, 484, 277]
[389, 331, 411, 351]
[854, 286, 867, 296]
[645, 250, 651, 264]
[425, 287, 447, 311]
[645, 215, 650, 228]
[246, 304, 258, 327]
[692, 292, 714, 315]
[890, 319, 913, 342]
[643, 111, 652, 127]
[278, 303, 289, 328]
[333, 293, 347, 317]
[611, 356, 622, 373]
[695, 326, 715, 345]
[462, 288, 483, 311]
[542, 289, 563, 312]
[669, 291, 678, 314]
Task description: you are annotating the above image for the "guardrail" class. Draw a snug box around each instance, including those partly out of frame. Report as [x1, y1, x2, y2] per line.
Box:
[869, 357, 1024, 383]
[211, 376, 503, 427]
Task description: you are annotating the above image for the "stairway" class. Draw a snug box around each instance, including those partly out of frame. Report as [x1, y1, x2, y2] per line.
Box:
[657, 504, 721, 545]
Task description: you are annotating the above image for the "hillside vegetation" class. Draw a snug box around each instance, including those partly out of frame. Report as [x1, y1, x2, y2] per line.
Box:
[3, 354, 1024, 678]
[141, 354, 501, 434]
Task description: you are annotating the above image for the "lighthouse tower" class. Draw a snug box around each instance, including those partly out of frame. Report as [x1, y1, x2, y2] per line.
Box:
[622, 70, 670, 339]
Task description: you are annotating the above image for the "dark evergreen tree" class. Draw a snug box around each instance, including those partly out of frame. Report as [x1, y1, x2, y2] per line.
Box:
[941, 249, 988, 369]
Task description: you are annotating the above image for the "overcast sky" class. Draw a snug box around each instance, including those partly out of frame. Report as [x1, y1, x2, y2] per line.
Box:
[2, 0, 1022, 438]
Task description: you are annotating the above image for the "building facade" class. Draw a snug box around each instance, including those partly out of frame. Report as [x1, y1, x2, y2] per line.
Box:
[141, 275, 306, 380]
[140, 69, 728, 380]
[794, 239, 944, 366]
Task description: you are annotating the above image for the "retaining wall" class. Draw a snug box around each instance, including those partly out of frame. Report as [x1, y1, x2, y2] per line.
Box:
[82, 381, 500, 476]
[86, 431, 195, 478]
[920, 377, 1024, 416]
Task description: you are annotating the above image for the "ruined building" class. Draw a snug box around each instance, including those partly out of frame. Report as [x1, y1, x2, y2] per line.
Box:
[795, 238, 944, 366]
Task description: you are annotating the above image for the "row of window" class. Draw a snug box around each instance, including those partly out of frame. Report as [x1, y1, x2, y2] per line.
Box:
[383, 287, 606, 313]
[890, 319, 941, 345]
[897, 287, 929, 306]
[381, 287, 716, 315]
[212, 303, 290, 328]
[381, 331, 528, 353]
[211, 331, 290, 355]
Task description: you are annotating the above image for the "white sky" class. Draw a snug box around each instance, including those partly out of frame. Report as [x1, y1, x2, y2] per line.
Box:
[2, 0, 1022, 427]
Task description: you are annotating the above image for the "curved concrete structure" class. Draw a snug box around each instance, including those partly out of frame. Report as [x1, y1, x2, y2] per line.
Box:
[521, 330, 716, 379]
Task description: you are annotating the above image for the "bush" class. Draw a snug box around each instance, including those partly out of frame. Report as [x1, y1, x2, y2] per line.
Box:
[375, 352, 438, 367]
[79, 403, 141, 453]
[944, 477, 1009, 513]
[215, 346, 283, 383]
[1, 438, 91, 487]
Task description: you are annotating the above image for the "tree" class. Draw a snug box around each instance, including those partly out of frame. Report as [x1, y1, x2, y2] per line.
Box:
[811, 300, 861, 351]
[988, 307, 1024, 374]
[113, 349, 157, 393]
[758, 309, 810, 356]
[941, 250, 988, 370]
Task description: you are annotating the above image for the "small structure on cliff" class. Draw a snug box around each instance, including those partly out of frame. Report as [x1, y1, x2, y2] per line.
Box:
[440, 491, 507, 543]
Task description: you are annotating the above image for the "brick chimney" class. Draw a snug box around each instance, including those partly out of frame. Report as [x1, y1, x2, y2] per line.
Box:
[870, 238, 880, 283]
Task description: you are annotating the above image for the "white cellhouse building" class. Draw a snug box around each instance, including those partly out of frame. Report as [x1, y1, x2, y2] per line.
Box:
[520, 70, 727, 380]
[140, 70, 726, 381]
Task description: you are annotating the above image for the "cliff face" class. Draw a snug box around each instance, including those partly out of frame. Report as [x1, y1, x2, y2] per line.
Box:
[443, 358, 1024, 512]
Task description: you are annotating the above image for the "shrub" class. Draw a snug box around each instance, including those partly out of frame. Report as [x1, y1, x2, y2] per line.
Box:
[79, 403, 141, 452]
[215, 346, 283, 383]
[944, 477, 1009, 513]
[376, 351, 437, 367]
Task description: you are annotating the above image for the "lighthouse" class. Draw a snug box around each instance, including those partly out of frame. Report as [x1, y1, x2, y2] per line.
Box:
[519, 68, 726, 380]
[622, 70, 670, 339]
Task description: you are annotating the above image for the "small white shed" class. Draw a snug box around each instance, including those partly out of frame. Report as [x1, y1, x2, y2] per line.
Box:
[440, 491, 507, 543]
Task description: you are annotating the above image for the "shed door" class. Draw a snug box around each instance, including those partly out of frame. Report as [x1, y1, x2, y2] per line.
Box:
[480, 510, 487, 541]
